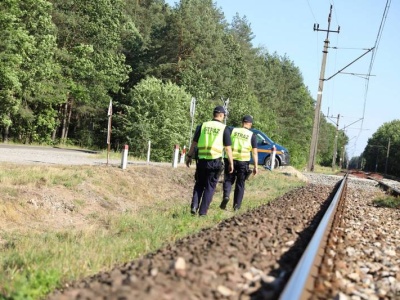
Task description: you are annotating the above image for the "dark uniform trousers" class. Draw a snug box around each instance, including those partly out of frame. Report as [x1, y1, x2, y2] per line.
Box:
[191, 158, 223, 215]
[223, 158, 249, 210]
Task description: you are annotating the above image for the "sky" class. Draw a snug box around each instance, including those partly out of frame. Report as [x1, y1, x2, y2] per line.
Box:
[165, 0, 399, 158]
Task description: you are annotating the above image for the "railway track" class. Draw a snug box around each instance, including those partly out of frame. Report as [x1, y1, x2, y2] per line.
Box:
[280, 174, 348, 299]
[49, 173, 400, 300]
[375, 180, 400, 197]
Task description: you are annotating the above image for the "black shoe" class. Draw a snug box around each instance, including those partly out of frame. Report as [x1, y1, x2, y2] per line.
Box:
[220, 198, 229, 210]
[191, 208, 197, 215]
[233, 204, 240, 212]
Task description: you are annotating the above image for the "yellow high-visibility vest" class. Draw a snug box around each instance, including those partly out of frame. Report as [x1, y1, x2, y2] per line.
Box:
[230, 127, 252, 161]
[197, 121, 225, 159]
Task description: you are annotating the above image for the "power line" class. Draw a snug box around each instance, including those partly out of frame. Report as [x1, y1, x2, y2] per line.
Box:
[326, 1, 392, 159]
[355, 0, 391, 156]
[306, 0, 317, 23]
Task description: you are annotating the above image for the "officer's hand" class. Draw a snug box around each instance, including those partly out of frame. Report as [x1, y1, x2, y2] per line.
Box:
[229, 164, 234, 174]
[253, 167, 258, 176]
[185, 156, 192, 168]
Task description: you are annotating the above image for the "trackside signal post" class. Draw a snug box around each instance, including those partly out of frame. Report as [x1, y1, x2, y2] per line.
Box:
[308, 5, 340, 172]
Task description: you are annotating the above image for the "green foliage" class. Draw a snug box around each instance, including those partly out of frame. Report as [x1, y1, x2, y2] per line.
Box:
[1, 268, 60, 300]
[0, 0, 343, 169]
[252, 52, 316, 169]
[114, 77, 191, 161]
[50, 0, 131, 146]
[373, 195, 400, 209]
[362, 119, 400, 176]
[0, 0, 63, 143]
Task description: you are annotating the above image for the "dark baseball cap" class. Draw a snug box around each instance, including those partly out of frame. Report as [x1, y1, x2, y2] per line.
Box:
[213, 106, 226, 114]
[242, 115, 253, 123]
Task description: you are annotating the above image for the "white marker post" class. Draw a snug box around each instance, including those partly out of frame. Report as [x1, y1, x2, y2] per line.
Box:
[121, 144, 128, 170]
[147, 140, 151, 164]
[270, 145, 276, 171]
[172, 144, 179, 168]
[106, 100, 112, 166]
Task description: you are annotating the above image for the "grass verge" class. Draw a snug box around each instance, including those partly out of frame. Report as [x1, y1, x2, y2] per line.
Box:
[0, 164, 305, 300]
[373, 195, 400, 208]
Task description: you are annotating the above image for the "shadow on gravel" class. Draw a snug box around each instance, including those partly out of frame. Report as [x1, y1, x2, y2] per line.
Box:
[250, 181, 342, 299]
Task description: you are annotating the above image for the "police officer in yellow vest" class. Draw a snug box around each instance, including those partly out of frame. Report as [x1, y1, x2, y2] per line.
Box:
[186, 106, 234, 216]
[220, 115, 258, 211]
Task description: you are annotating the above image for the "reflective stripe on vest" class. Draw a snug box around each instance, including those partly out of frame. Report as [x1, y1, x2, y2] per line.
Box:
[230, 127, 252, 161]
[197, 121, 225, 159]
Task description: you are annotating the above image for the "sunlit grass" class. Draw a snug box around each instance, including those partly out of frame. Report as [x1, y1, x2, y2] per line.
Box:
[312, 165, 342, 175]
[0, 164, 90, 188]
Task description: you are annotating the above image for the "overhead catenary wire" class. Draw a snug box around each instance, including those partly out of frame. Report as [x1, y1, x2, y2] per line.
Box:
[351, 0, 391, 158]
[305, 0, 321, 98]
[329, 0, 339, 116]
[306, 0, 318, 23]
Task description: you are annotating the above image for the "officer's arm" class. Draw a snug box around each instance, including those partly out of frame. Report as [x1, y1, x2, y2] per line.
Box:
[185, 141, 198, 167]
[186, 125, 201, 167]
[225, 145, 234, 173]
[252, 148, 258, 175]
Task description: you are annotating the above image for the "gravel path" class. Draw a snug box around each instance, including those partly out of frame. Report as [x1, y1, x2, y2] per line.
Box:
[0, 145, 110, 165]
[0, 145, 166, 167]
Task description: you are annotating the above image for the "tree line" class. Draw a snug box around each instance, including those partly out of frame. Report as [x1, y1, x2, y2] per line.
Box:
[349, 120, 400, 177]
[1, 0, 357, 169]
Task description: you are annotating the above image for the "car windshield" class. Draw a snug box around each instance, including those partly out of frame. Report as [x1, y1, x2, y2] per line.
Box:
[255, 132, 271, 145]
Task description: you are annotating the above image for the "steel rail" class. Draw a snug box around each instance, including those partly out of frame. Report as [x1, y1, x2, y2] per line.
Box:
[279, 174, 348, 300]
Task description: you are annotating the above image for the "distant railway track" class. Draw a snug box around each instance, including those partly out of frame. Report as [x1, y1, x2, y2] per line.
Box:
[375, 179, 400, 197]
[49, 173, 400, 300]
[348, 169, 400, 197]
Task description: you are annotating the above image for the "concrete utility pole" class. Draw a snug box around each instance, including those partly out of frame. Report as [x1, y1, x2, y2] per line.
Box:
[307, 5, 340, 171]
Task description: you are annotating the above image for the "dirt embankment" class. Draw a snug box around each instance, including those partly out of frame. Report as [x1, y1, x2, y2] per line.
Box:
[0, 161, 194, 234]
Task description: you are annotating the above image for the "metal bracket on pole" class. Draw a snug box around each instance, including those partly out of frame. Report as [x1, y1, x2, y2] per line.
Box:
[324, 47, 375, 81]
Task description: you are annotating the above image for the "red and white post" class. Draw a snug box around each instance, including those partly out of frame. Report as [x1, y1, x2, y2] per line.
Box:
[180, 145, 186, 164]
[121, 144, 129, 170]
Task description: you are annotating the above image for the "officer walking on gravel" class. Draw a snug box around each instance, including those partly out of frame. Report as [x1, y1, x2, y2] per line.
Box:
[185, 106, 234, 216]
[220, 115, 258, 211]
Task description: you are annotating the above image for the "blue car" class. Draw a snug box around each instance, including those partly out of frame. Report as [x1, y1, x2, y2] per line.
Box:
[249, 129, 290, 169]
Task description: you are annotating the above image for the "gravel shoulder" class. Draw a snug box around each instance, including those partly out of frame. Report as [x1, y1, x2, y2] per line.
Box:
[0, 145, 181, 168]
[0, 145, 120, 166]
